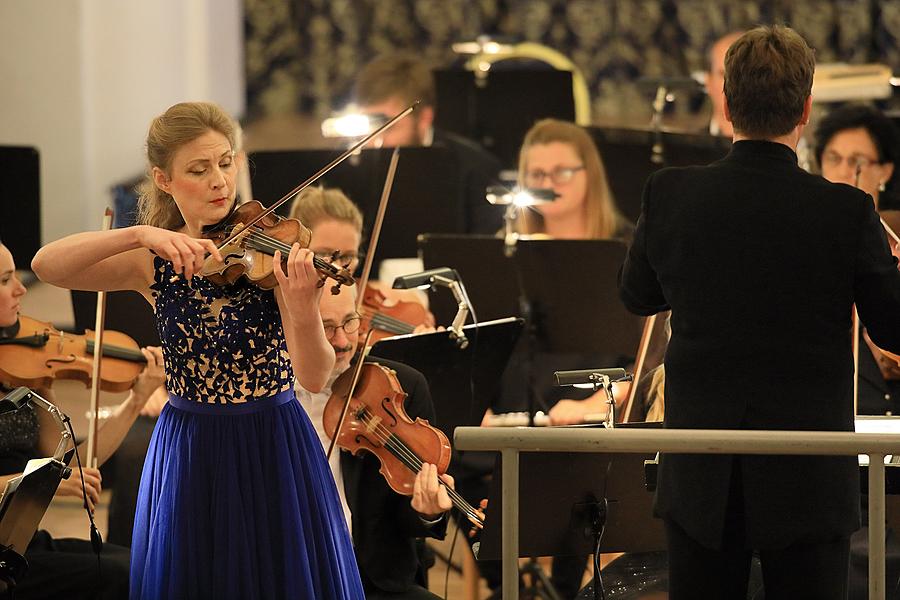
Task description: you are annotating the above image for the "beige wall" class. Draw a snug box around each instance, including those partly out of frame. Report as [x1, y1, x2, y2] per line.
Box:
[0, 0, 245, 245]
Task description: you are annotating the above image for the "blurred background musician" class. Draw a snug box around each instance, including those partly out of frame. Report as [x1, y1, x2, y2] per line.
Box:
[0, 240, 165, 600]
[352, 52, 504, 235]
[295, 284, 452, 600]
[498, 118, 633, 428]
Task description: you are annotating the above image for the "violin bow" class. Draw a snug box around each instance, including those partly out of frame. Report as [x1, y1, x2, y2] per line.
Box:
[86, 207, 114, 470]
[215, 103, 417, 252]
[355, 146, 400, 312]
[326, 329, 375, 460]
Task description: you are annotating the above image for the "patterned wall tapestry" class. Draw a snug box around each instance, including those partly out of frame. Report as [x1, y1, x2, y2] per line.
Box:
[245, 0, 900, 125]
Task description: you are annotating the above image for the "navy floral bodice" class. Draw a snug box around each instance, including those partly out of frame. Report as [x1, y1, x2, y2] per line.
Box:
[150, 256, 293, 403]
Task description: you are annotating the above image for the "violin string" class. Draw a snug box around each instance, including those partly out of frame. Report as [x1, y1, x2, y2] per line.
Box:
[355, 408, 483, 524]
[227, 228, 341, 275]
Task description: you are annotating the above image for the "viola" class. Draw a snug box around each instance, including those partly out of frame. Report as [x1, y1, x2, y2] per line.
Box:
[201, 200, 355, 294]
[358, 284, 429, 343]
[323, 360, 484, 528]
[0, 315, 147, 393]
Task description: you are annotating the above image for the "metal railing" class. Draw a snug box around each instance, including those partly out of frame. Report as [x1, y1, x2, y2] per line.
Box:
[454, 427, 900, 600]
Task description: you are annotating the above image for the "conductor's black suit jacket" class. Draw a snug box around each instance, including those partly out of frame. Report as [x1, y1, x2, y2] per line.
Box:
[619, 139, 900, 550]
[341, 357, 448, 594]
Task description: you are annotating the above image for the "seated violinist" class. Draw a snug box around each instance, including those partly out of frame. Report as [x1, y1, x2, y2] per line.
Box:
[0, 240, 166, 599]
[295, 283, 454, 600]
[288, 186, 436, 335]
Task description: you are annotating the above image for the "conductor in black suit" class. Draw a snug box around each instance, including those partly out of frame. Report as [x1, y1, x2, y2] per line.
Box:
[296, 285, 453, 600]
[619, 26, 900, 599]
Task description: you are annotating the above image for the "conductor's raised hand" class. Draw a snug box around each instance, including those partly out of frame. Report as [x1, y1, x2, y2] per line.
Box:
[137, 226, 223, 280]
[273, 244, 323, 320]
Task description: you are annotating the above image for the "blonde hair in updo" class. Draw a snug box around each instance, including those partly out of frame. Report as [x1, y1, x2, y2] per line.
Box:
[137, 102, 237, 230]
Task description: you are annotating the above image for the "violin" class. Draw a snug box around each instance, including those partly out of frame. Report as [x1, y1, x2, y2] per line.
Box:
[358, 284, 430, 343]
[0, 315, 147, 393]
[323, 360, 484, 528]
[201, 201, 355, 294]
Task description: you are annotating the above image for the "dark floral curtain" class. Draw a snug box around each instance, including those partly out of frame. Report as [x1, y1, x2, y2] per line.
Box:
[245, 0, 900, 124]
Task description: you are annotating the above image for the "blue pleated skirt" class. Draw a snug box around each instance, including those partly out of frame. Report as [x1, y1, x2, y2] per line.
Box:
[129, 390, 364, 599]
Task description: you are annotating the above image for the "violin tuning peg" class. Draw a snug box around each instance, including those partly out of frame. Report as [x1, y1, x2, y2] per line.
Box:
[315, 277, 326, 289]
[330, 283, 341, 295]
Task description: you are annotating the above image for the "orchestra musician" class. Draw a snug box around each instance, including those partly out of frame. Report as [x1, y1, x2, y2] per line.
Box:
[0, 240, 165, 600]
[295, 284, 454, 600]
[619, 25, 900, 598]
[499, 118, 633, 427]
[815, 103, 900, 415]
[353, 52, 505, 234]
[31, 101, 366, 599]
[288, 185, 433, 324]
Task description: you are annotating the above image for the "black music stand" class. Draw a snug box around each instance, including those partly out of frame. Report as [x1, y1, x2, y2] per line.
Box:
[588, 127, 732, 223]
[370, 317, 524, 438]
[70, 290, 160, 347]
[418, 234, 519, 325]
[0, 454, 71, 591]
[434, 68, 576, 169]
[248, 147, 468, 276]
[475, 443, 665, 598]
[512, 239, 643, 422]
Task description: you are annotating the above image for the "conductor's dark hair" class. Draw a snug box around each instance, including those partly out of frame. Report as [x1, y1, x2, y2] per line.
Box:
[724, 25, 815, 138]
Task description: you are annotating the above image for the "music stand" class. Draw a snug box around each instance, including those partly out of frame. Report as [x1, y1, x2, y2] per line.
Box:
[370, 317, 524, 438]
[71, 290, 160, 347]
[588, 127, 732, 223]
[248, 147, 466, 276]
[434, 68, 576, 169]
[0, 454, 71, 590]
[418, 234, 520, 325]
[475, 443, 665, 598]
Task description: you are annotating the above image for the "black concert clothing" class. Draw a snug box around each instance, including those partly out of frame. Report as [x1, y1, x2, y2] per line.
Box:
[619, 139, 900, 595]
[431, 128, 504, 235]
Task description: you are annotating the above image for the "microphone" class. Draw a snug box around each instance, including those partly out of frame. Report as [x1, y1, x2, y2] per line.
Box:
[554, 368, 630, 387]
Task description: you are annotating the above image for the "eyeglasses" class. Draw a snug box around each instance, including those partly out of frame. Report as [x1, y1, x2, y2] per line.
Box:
[820, 151, 880, 171]
[323, 316, 361, 340]
[523, 165, 585, 187]
[312, 249, 363, 269]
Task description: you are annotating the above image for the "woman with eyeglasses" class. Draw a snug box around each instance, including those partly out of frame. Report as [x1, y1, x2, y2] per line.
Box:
[514, 118, 633, 240]
[815, 103, 899, 210]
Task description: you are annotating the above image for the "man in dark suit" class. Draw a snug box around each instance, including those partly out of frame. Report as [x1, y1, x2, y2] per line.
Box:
[353, 52, 504, 234]
[619, 25, 900, 598]
[296, 285, 453, 600]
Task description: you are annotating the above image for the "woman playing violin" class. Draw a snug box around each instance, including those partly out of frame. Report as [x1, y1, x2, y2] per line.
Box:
[0, 240, 165, 600]
[295, 284, 454, 600]
[32, 102, 365, 600]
